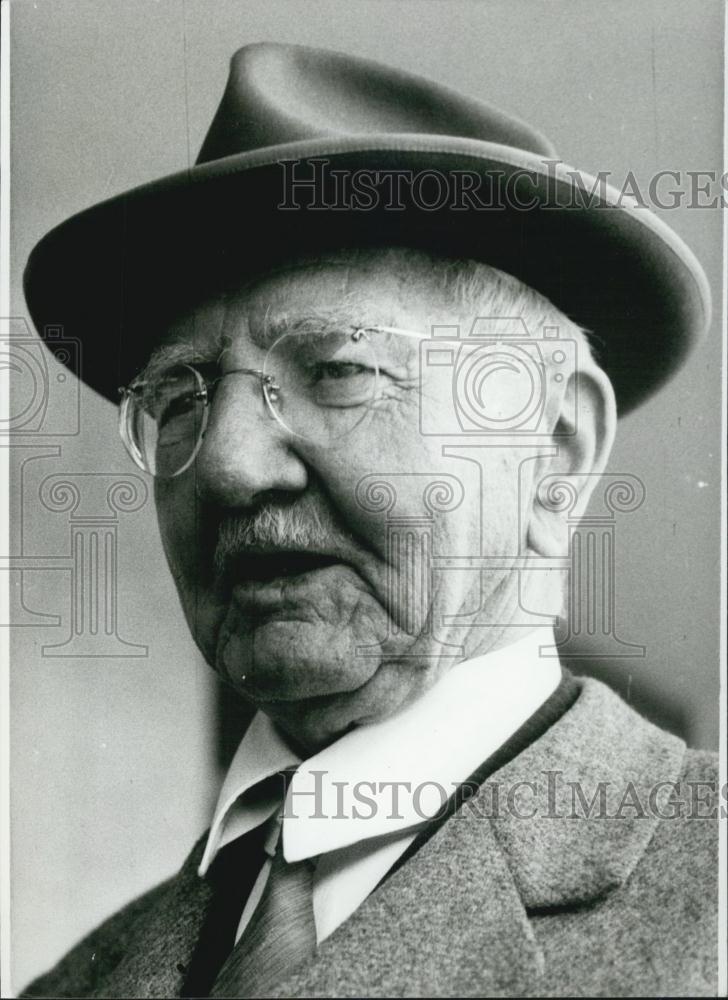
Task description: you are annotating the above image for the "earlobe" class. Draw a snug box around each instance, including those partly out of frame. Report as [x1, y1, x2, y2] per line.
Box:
[527, 362, 617, 559]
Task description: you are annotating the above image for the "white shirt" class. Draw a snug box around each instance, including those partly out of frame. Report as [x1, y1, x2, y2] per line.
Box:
[198, 627, 560, 943]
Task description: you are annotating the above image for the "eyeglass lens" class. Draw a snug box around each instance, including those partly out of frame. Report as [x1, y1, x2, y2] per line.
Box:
[123, 330, 380, 477]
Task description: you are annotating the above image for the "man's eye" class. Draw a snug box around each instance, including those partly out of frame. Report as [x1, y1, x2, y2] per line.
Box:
[312, 361, 371, 381]
[157, 391, 197, 429]
[302, 359, 377, 408]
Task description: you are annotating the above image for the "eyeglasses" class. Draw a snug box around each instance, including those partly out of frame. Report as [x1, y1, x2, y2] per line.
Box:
[118, 325, 426, 478]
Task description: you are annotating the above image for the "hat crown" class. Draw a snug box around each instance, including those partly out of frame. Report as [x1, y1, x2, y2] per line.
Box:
[197, 42, 556, 164]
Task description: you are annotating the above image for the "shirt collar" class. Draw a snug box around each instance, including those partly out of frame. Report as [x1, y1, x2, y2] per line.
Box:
[199, 627, 560, 875]
[198, 711, 299, 875]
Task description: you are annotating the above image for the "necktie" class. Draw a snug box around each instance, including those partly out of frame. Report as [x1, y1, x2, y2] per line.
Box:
[210, 836, 317, 998]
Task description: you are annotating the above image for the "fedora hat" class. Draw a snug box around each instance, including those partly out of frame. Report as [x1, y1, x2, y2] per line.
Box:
[23, 42, 710, 413]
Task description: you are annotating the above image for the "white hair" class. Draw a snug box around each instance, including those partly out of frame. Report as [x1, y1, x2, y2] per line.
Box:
[303, 246, 597, 367]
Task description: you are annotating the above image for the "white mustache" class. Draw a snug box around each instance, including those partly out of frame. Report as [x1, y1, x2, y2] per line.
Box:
[213, 494, 342, 578]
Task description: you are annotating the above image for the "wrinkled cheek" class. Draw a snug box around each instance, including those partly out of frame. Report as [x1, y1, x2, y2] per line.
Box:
[154, 478, 224, 662]
[315, 426, 444, 562]
[155, 478, 199, 575]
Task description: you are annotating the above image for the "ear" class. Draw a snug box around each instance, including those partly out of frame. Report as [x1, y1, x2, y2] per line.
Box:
[526, 359, 617, 558]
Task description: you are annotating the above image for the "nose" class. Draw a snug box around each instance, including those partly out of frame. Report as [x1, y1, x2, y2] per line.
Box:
[193, 375, 308, 508]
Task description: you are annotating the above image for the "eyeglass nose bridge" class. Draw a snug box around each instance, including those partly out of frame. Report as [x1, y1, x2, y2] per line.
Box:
[217, 366, 281, 405]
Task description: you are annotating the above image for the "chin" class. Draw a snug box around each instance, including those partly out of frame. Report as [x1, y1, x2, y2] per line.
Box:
[263, 704, 352, 756]
[257, 684, 391, 756]
[233, 652, 382, 752]
[255, 657, 433, 755]
[215, 608, 388, 701]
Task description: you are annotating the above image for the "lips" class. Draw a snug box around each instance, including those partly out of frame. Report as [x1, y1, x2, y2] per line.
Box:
[234, 550, 342, 584]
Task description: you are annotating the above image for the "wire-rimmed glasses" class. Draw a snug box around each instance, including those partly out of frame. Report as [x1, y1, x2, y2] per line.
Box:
[118, 325, 425, 478]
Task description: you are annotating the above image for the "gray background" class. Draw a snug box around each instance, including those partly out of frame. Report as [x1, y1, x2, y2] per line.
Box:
[8, 0, 723, 992]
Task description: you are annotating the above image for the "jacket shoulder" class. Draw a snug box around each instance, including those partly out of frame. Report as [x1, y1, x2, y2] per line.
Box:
[673, 744, 721, 839]
[20, 875, 175, 998]
[679, 745, 719, 780]
[648, 743, 720, 862]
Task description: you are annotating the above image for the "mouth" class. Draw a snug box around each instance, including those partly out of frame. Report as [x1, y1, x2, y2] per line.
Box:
[227, 550, 343, 585]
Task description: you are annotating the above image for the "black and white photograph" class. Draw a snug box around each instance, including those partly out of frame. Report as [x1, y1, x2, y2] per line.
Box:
[1, 1, 725, 996]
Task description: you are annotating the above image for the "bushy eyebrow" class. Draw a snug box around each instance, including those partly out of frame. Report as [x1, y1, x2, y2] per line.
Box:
[243, 309, 366, 351]
[135, 342, 216, 385]
[137, 307, 406, 382]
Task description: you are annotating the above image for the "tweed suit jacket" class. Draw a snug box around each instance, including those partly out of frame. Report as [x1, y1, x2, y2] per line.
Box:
[23, 677, 719, 998]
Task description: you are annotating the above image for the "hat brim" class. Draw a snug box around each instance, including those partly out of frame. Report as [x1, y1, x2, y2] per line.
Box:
[23, 134, 711, 413]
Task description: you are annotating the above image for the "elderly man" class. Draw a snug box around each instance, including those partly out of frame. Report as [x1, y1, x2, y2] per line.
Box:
[22, 43, 717, 998]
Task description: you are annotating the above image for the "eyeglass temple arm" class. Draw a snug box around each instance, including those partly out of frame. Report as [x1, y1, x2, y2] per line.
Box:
[118, 366, 279, 395]
[355, 325, 460, 343]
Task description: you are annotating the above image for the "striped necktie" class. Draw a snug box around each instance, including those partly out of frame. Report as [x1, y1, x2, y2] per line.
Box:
[209, 835, 317, 998]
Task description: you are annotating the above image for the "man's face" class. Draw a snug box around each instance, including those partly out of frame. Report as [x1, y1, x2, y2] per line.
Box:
[154, 253, 535, 752]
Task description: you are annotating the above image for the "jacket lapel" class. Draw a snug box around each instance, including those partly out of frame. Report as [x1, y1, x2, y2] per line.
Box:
[277, 800, 544, 998]
[485, 677, 686, 910]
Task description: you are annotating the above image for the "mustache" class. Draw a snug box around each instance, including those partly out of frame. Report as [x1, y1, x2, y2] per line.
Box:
[213, 493, 348, 582]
